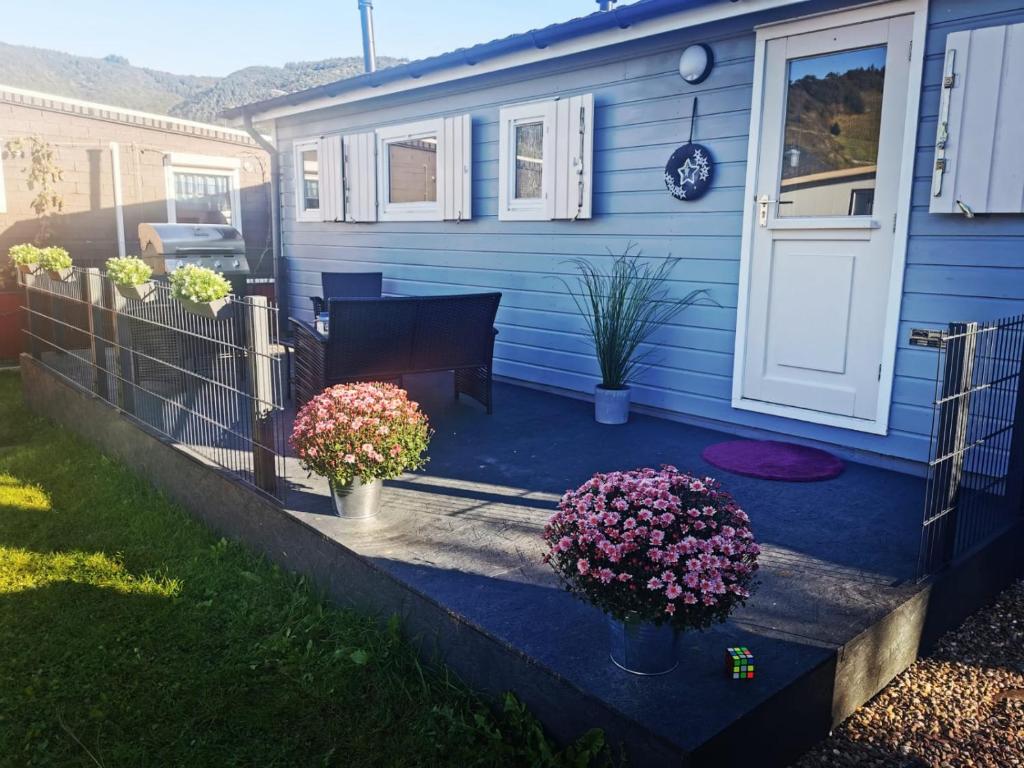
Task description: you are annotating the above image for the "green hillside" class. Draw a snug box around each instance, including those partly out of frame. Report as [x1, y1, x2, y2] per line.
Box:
[0, 41, 405, 124]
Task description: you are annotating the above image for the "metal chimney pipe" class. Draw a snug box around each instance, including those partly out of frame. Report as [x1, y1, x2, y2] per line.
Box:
[358, 0, 377, 73]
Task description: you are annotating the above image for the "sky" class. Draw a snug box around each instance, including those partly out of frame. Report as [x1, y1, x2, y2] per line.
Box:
[2, 0, 593, 76]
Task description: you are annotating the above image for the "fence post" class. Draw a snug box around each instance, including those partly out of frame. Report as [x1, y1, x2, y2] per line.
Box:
[110, 286, 136, 415]
[925, 322, 977, 572]
[1005, 317, 1024, 517]
[245, 296, 278, 495]
[82, 268, 109, 399]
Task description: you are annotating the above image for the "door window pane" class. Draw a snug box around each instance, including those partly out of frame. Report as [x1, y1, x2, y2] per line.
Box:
[300, 149, 319, 211]
[514, 121, 544, 199]
[387, 137, 437, 203]
[779, 45, 886, 217]
[174, 172, 233, 225]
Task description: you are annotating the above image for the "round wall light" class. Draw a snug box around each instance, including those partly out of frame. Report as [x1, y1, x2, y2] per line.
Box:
[679, 43, 714, 85]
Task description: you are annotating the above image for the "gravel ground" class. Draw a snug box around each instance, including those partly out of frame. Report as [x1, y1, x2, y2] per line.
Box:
[794, 579, 1024, 768]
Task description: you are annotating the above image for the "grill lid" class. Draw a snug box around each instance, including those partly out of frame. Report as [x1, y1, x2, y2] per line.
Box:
[138, 223, 245, 256]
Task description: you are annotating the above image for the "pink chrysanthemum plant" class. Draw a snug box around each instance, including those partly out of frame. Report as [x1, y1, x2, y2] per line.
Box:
[290, 382, 431, 486]
[543, 466, 759, 631]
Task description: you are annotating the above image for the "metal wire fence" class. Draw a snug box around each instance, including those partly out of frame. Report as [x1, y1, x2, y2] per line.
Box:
[20, 266, 287, 501]
[918, 315, 1024, 578]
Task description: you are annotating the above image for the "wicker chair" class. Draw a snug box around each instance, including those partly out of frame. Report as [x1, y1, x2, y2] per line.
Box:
[309, 272, 383, 315]
[291, 292, 501, 413]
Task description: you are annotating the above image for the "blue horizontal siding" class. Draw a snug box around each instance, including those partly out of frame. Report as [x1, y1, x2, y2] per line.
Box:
[276, 0, 1024, 466]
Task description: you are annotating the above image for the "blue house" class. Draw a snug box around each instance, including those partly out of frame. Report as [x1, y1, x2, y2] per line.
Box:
[227, 0, 1024, 470]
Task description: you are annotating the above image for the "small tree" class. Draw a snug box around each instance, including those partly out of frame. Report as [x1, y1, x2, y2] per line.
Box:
[4, 136, 65, 244]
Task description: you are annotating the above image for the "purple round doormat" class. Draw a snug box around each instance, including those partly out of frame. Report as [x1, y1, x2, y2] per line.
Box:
[701, 440, 844, 482]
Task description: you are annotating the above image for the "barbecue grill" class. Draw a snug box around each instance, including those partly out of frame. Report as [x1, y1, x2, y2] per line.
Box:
[138, 223, 250, 294]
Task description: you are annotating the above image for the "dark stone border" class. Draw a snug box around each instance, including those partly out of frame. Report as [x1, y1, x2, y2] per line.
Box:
[19, 355, 1024, 767]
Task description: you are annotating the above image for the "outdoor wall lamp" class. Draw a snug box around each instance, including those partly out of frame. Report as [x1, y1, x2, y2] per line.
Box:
[679, 43, 714, 85]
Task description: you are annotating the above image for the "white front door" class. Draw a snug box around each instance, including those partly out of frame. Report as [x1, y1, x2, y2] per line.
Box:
[737, 12, 914, 428]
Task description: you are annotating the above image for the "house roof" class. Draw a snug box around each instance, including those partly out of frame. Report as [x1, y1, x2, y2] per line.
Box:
[0, 84, 258, 145]
[224, 0, 810, 122]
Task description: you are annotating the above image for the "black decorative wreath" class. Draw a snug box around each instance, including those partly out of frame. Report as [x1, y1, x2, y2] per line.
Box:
[664, 142, 714, 201]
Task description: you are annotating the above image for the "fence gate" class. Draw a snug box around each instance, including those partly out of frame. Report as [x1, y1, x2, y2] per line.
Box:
[918, 315, 1024, 578]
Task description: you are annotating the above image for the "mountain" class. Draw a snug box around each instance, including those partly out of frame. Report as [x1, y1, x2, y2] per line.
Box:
[0, 41, 406, 124]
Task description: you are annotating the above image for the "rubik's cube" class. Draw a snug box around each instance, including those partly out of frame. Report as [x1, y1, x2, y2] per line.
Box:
[726, 646, 755, 679]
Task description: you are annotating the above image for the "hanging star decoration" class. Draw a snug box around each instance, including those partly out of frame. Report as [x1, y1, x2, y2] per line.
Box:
[664, 144, 714, 201]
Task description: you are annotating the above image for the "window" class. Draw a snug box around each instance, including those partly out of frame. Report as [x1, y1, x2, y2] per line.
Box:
[498, 101, 554, 220]
[164, 153, 242, 232]
[376, 119, 444, 221]
[498, 94, 593, 221]
[777, 45, 886, 217]
[293, 139, 321, 221]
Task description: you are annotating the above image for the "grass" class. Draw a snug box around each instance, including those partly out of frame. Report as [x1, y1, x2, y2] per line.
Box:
[0, 371, 604, 767]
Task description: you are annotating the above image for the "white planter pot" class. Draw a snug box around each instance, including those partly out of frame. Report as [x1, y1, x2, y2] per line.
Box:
[16, 263, 39, 276]
[176, 296, 230, 320]
[116, 282, 157, 303]
[594, 385, 631, 424]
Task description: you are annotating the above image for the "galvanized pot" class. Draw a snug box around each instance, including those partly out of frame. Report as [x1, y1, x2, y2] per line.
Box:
[329, 477, 383, 519]
[608, 613, 679, 675]
[594, 385, 631, 425]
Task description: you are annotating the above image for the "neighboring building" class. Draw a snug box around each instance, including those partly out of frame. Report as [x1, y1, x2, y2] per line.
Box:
[0, 85, 273, 277]
[227, 0, 1024, 467]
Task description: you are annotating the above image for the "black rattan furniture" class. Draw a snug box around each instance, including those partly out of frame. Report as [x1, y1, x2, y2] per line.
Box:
[291, 293, 501, 413]
[309, 272, 383, 315]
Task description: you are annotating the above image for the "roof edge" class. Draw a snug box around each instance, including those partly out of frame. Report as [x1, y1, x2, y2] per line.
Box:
[224, 0, 810, 122]
[0, 84, 257, 144]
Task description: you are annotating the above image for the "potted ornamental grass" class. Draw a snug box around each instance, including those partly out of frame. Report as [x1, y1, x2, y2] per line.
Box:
[9, 244, 42, 276]
[169, 263, 232, 319]
[38, 246, 73, 281]
[543, 466, 759, 675]
[106, 256, 155, 302]
[291, 382, 431, 518]
[562, 244, 713, 425]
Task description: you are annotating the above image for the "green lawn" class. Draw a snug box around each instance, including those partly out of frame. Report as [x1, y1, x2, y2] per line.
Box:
[0, 372, 603, 767]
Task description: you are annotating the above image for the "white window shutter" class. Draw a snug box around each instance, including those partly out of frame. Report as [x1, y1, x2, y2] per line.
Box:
[553, 93, 594, 220]
[442, 114, 472, 221]
[343, 132, 377, 222]
[317, 134, 344, 222]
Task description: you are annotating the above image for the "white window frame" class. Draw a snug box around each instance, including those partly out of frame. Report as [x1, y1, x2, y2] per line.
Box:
[293, 138, 322, 222]
[499, 100, 555, 221]
[376, 118, 445, 222]
[164, 153, 243, 233]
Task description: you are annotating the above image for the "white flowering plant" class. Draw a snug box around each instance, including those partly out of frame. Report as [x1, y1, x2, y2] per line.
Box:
[37, 247, 72, 271]
[105, 256, 152, 287]
[169, 264, 232, 303]
[8, 244, 41, 267]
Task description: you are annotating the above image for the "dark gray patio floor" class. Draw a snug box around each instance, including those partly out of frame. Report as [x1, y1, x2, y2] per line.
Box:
[281, 373, 926, 761]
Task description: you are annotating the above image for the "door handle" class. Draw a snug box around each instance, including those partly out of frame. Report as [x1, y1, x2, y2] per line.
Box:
[757, 194, 777, 227]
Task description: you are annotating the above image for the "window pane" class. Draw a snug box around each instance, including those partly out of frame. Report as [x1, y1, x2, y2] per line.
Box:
[514, 121, 543, 199]
[300, 149, 319, 211]
[388, 137, 437, 203]
[174, 171, 232, 225]
[779, 45, 886, 217]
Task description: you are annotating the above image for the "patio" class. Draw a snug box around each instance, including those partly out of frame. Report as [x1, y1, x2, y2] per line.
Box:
[282, 372, 928, 764]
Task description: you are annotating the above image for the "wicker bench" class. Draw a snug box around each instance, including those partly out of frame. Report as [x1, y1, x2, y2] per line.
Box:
[290, 292, 501, 412]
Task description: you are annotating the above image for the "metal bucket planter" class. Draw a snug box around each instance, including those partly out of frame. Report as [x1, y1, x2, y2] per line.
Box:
[115, 282, 157, 303]
[608, 613, 679, 675]
[594, 385, 631, 425]
[329, 477, 383, 518]
[176, 296, 229, 320]
[46, 267, 75, 282]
